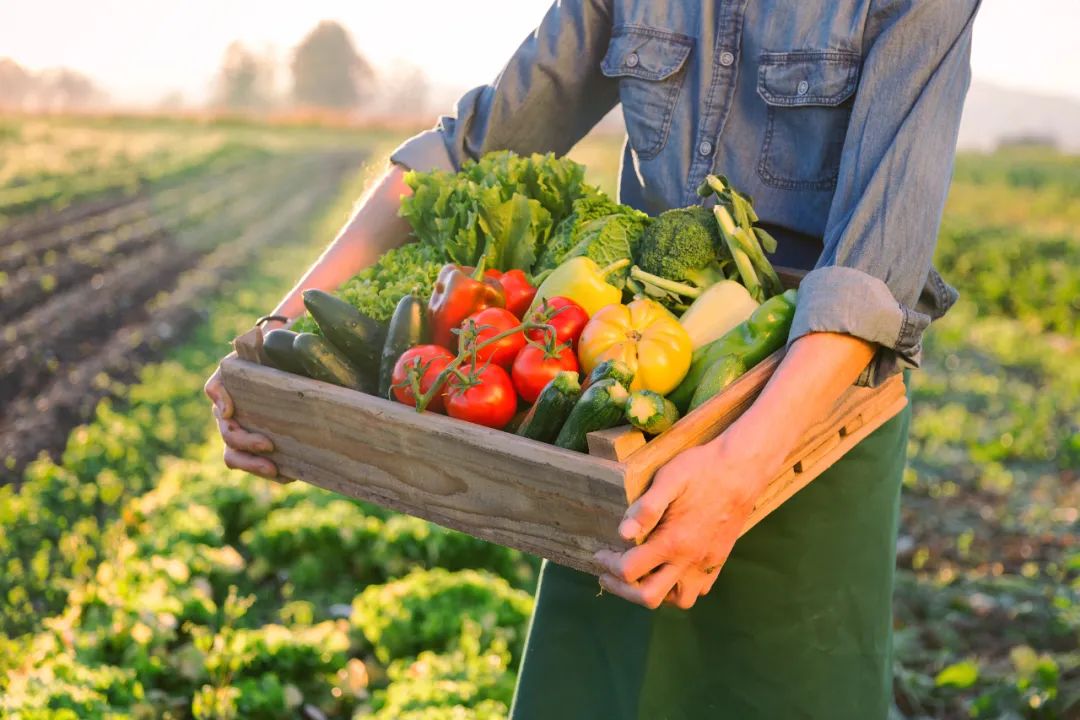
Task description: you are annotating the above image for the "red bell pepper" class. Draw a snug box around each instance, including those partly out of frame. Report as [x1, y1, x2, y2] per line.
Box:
[428, 263, 505, 348]
[485, 269, 537, 319]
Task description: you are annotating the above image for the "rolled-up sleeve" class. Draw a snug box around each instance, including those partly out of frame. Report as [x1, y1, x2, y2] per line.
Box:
[390, 0, 618, 173]
[788, 0, 980, 386]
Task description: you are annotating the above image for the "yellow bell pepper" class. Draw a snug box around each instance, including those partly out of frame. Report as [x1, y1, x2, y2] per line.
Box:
[578, 298, 692, 395]
[530, 257, 630, 317]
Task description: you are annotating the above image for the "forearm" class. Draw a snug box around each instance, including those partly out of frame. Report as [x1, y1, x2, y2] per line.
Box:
[716, 331, 876, 496]
[268, 164, 413, 321]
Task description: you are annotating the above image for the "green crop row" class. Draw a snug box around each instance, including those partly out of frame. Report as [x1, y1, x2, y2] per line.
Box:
[0, 142, 538, 719]
[0, 132, 1077, 719]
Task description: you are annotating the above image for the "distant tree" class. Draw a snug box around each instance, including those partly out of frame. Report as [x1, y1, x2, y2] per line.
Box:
[213, 41, 275, 111]
[35, 68, 105, 110]
[291, 21, 374, 110]
[377, 64, 431, 117]
[997, 134, 1060, 152]
[0, 58, 34, 109]
[157, 91, 187, 112]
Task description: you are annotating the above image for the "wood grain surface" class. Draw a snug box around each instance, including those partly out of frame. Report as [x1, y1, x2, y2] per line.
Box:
[221, 355, 632, 576]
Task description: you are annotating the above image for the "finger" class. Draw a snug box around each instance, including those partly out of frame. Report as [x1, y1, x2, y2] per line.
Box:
[701, 556, 729, 595]
[702, 568, 721, 596]
[620, 471, 682, 543]
[594, 539, 669, 584]
[665, 570, 708, 609]
[215, 407, 274, 454]
[204, 371, 234, 419]
[223, 447, 278, 479]
[599, 562, 683, 610]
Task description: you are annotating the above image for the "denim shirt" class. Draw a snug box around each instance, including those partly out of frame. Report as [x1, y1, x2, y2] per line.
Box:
[392, 0, 980, 385]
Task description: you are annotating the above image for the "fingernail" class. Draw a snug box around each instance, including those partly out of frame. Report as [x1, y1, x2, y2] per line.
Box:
[618, 519, 640, 541]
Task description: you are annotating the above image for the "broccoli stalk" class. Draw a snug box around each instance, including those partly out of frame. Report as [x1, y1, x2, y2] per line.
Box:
[630, 265, 707, 300]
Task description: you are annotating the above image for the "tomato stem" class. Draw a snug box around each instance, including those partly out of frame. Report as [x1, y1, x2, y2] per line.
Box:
[414, 304, 568, 413]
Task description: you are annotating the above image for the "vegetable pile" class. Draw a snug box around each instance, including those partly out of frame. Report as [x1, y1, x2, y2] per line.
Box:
[278, 151, 797, 451]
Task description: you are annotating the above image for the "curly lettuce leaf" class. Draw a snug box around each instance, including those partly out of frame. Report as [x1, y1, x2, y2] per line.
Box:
[294, 242, 445, 333]
[400, 151, 588, 272]
[533, 192, 649, 287]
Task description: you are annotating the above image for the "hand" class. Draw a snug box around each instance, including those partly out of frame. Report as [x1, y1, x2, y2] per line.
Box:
[594, 427, 782, 610]
[204, 365, 278, 479]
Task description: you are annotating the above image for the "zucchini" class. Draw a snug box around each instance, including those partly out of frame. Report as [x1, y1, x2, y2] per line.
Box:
[516, 371, 582, 443]
[554, 379, 630, 453]
[688, 355, 747, 412]
[262, 329, 306, 376]
[504, 408, 531, 434]
[292, 332, 373, 392]
[303, 289, 386, 377]
[379, 294, 428, 398]
[625, 390, 680, 435]
[581, 359, 634, 391]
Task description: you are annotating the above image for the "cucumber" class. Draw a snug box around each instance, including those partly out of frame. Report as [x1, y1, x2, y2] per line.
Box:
[581, 359, 634, 391]
[667, 344, 716, 412]
[262, 329, 306, 376]
[517, 371, 582, 444]
[303, 289, 386, 377]
[292, 332, 373, 392]
[625, 390, 680, 435]
[554, 379, 630, 453]
[688, 355, 747, 412]
[379, 294, 428, 398]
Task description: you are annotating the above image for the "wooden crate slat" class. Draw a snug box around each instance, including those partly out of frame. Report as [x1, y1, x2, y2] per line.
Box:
[221, 356, 631, 576]
[586, 425, 646, 462]
[744, 394, 909, 534]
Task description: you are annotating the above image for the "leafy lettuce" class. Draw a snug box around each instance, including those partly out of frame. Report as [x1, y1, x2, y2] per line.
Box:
[533, 190, 650, 287]
[399, 151, 588, 273]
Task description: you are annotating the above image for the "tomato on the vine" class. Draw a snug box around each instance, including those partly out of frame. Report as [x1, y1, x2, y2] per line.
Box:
[526, 296, 589, 350]
[391, 345, 454, 412]
[460, 307, 526, 368]
[511, 343, 579, 404]
[446, 363, 518, 428]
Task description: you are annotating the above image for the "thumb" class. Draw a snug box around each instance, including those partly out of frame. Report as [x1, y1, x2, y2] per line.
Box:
[619, 470, 681, 544]
[204, 371, 235, 419]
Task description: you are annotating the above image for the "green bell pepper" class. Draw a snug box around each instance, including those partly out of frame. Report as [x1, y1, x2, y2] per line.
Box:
[668, 289, 797, 413]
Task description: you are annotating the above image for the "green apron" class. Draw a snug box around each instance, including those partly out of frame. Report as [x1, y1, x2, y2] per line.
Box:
[510, 389, 911, 720]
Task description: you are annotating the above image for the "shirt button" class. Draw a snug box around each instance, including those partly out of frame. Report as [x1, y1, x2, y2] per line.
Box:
[625, 52, 640, 68]
[797, 80, 810, 95]
[719, 51, 735, 67]
[698, 140, 714, 157]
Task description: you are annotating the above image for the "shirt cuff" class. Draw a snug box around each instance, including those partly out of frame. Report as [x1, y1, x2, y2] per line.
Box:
[787, 266, 931, 387]
[389, 129, 458, 174]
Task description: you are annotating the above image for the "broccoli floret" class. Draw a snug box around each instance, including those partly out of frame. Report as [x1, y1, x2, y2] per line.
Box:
[636, 206, 721, 279]
[630, 206, 731, 308]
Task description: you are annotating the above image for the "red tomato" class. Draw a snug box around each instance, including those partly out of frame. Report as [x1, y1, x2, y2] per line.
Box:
[526, 296, 589, 349]
[460, 307, 526, 368]
[446, 363, 518, 429]
[391, 345, 454, 412]
[511, 344, 580, 404]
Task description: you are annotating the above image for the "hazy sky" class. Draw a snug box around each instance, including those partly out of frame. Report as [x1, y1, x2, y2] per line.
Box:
[2, 1, 1077, 105]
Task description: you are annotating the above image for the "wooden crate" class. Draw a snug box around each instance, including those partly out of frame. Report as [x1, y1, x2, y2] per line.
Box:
[221, 313, 907, 578]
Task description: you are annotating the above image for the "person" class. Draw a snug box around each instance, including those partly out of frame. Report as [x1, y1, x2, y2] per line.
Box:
[205, 0, 980, 716]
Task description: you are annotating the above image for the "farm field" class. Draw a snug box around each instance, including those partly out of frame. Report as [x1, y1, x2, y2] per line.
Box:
[0, 117, 1077, 719]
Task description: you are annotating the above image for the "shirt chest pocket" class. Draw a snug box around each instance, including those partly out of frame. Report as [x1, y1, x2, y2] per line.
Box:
[756, 51, 860, 191]
[602, 26, 693, 161]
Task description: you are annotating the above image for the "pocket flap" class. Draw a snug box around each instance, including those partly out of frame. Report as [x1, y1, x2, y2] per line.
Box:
[757, 51, 860, 107]
[602, 26, 693, 82]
